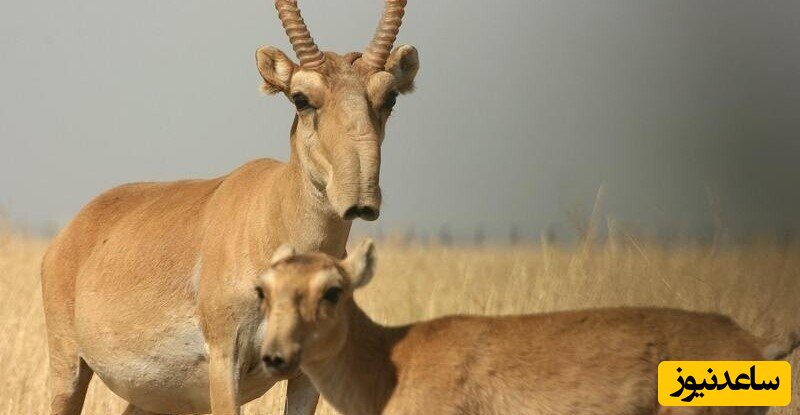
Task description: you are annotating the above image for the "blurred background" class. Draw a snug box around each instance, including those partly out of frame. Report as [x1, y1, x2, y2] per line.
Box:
[1, 0, 799, 243]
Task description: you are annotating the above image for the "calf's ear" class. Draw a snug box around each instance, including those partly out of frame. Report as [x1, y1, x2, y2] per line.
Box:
[270, 244, 296, 265]
[342, 239, 376, 289]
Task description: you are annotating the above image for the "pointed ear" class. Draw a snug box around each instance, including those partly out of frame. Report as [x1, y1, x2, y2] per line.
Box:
[341, 239, 376, 289]
[255, 46, 297, 95]
[386, 45, 419, 94]
[270, 244, 296, 265]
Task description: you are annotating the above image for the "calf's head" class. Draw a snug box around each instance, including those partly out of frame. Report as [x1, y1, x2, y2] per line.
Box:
[255, 239, 376, 377]
[257, 0, 419, 221]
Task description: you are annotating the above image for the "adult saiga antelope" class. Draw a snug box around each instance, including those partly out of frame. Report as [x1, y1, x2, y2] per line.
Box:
[256, 240, 800, 415]
[40, 1, 419, 414]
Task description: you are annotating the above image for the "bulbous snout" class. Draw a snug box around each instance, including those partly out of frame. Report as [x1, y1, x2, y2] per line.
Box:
[330, 138, 382, 221]
[343, 205, 380, 221]
[324, 109, 383, 221]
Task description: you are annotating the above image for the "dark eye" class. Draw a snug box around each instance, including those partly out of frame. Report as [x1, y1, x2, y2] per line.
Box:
[322, 286, 342, 304]
[383, 91, 398, 111]
[255, 286, 265, 300]
[292, 93, 311, 111]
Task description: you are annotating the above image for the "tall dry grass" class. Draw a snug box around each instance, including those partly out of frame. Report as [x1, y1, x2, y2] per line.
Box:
[1, 230, 798, 414]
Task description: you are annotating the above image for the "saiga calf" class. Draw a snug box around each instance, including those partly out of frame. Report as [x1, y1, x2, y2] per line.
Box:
[256, 240, 799, 415]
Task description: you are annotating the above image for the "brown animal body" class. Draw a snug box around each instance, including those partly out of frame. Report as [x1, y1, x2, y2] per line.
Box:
[256, 241, 798, 415]
[40, 1, 419, 414]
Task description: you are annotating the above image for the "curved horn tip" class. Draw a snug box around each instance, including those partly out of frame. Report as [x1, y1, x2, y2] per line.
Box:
[361, 0, 409, 70]
[274, 0, 326, 68]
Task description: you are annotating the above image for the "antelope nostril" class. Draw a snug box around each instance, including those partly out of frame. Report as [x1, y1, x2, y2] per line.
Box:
[344, 206, 361, 220]
[359, 206, 379, 221]
[263, 354, 285, 369]
[343, 206, 380, 221]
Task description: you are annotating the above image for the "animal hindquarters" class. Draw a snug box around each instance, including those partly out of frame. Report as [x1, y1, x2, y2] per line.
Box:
[42, 265, 94, 415]
[44, 347, 93, 415]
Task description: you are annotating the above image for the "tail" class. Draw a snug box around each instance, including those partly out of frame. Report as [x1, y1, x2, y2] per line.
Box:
[763, 329, 800, 360]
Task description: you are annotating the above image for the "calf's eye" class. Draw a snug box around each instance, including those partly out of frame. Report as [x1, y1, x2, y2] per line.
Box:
[255, 286, 265, 300]
[322, 286, 342, 304]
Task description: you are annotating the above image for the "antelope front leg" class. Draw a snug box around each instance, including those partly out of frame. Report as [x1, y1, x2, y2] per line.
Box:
[208, 345, 241, 415]
[284, 373, 320, 415]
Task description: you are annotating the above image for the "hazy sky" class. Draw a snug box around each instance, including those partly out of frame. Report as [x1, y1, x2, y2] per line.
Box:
[1, 1, 799, 240]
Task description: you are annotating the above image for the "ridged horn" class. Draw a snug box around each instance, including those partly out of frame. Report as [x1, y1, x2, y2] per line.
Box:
[362, 0, 407, 70]
[275, 0, 325, 69]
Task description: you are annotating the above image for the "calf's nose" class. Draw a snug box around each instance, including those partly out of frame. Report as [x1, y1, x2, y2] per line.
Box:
[262, 353, 287, 370]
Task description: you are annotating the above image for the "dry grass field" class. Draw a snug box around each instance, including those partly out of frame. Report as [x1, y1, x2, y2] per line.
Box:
[1, 228, 798, 414]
